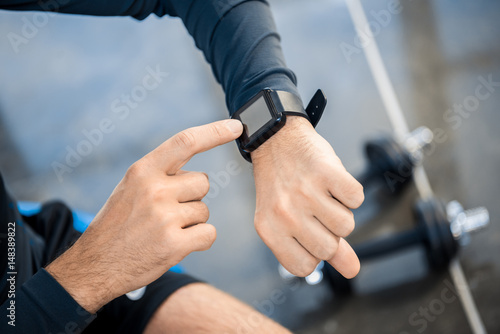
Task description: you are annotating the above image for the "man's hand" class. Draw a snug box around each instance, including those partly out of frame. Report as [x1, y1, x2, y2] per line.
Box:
[251, 116, 364, 278]
[46, 119, 243, 313]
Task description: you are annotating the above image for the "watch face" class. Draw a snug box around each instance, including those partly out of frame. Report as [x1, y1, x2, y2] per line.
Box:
[232, 90, 283, 152]
[239, 95, 272, 137]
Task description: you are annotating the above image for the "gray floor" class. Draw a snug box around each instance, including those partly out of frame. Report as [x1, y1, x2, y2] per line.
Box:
[1, 0, 499, 332]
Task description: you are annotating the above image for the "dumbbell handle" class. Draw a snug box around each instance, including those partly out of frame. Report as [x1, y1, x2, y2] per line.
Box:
[353, 226, 424, 261]
[353, 204, 489, 262]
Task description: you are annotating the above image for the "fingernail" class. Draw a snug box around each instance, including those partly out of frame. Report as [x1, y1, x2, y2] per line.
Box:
[226, 119, 243, 134]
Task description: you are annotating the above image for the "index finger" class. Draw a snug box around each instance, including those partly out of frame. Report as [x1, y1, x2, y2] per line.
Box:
[145, 119, 243, 175]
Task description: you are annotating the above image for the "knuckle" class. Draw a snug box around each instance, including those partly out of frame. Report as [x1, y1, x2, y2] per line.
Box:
[163, 230, 181, 252]
[253, 215, 277, 248]
[163, 208, 179, 223]
[317, 159, 340, 177]
[208, 123, 225, 141]
[150, 205, 163, 220]
[173, 130, 197, 152]
[125, 162, 146, 180]
[253, 214, 268, 238]
[272, 200, 293, 223]
[161, 227, 174, 243]
[197, 202, 210, 222]
[199, 225, 217, 251]
[338, 210, 355, 237]
[315, 157, 334, 170]
[317, 239, 339, 261]
[198, 173, 210, 196]
[296, 181, 311, 200]
[350, 182, 365, 208]
[152, 205, 172, 224]
[293, 259, 320, 277]
[342, 179, 364, 209]
[145, 183, 167, 204]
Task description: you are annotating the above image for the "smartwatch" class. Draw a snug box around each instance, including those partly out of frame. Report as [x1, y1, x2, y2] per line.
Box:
[231, 89, 327, 162]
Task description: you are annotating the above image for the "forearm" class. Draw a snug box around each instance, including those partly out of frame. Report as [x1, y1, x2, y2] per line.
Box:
[168, 0, 301, 114]
[2, 0, 301, 115]
[144, 283, 292, 334]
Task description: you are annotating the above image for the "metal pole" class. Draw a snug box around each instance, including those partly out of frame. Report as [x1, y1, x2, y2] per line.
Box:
[344, 0, 487, 332]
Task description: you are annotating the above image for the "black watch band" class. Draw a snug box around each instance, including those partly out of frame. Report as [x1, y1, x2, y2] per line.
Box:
[271, 90, 310, 121]
[233, 89, 327, 162]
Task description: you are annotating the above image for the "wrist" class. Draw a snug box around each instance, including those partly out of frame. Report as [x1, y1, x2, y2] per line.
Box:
[46, 242, 116, 314]
[250, 115, 314, 164]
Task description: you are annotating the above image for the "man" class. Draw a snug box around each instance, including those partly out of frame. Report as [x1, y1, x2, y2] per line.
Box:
[0, 0, 364, 332]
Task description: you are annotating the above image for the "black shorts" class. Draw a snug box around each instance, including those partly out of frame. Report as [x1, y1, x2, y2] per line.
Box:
[0, 174, 200, 334]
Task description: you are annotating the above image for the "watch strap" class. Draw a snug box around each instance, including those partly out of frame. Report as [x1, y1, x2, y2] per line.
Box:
[271, 90, 310, 121]
[305, 89, 327, 128]
[271, 89, 327, 127]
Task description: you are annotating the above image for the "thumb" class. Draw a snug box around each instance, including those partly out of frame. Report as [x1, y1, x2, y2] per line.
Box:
[147, 119, 243, 175]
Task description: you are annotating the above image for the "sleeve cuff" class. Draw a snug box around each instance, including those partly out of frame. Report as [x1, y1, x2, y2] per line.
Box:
[15, 268, 95, 332]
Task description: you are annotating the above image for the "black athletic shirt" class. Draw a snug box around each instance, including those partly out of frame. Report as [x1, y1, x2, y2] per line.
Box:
[0, 0, 301, 332]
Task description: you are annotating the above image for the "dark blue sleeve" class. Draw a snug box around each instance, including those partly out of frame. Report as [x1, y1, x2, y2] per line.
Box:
[164, 0, 302, 113]
[1, 0, 301, 114]
[0, 268, 96, 333]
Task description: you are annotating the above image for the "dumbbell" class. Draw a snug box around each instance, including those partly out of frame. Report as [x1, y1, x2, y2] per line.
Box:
[356, 127, 434, 191]
[322, 197, 489, 296]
